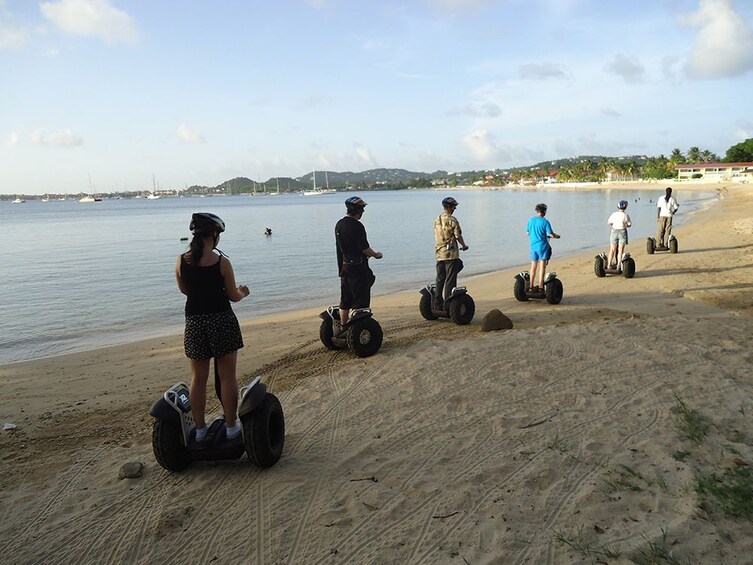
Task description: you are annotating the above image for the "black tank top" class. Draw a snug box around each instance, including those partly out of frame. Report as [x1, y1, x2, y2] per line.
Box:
[180, 254, 231, 316]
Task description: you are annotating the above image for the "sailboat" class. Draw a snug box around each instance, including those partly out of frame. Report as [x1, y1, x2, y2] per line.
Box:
[303, 170, 336, 195]
[80, 174, 102, 202]
[147, 174, 161, 199]
[269, 177, 280, 195]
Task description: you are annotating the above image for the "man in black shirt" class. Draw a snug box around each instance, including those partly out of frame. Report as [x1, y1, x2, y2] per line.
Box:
[335, 196, 383, 326]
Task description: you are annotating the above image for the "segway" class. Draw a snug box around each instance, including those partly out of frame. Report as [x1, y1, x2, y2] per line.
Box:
[319, 306, 383, 357]
[594, 252, 636, 278]
[149, 376, 285, 472]
[646, 235, 678, 254]
[418, 284, 475, 325]
[513, 271, 563, 304]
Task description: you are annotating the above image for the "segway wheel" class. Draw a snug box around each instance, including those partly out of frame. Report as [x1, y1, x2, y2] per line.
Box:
[346, 317, 383, 358]
[646, 238, 655, 255]
[513, 276, 529, 302]
[622, 258, 636, 279]
[545, 278, 564, 305]
[449, 294, 475, 325]
[419, 291, 438, 320]
[152, 418, 191, 472]
[319, 319, 344, 350]
[669, 238, 679, 254]
[242, 393, 285, 468]
[594, 256, 606, 278]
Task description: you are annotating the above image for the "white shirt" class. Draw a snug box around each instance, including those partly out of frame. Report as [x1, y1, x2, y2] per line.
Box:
[657, 196, 679, 217]
[607, 210, 632, 230]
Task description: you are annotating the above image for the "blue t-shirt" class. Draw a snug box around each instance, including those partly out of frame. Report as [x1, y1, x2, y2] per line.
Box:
[526, 216, 553, 248]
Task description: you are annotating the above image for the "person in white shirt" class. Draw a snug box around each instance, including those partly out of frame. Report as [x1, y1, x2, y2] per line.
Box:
[656, 187, 680, 246]
[607, 200, 632, 271]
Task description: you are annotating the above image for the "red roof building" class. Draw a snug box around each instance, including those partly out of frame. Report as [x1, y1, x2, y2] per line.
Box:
[675, 162, 753, 182]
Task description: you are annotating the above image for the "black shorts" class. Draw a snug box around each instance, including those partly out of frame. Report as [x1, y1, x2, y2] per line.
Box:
[184, 310, 244, 360]
[339, 271, 375, 310]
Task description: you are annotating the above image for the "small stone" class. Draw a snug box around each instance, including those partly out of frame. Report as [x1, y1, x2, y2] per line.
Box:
[118, 461, 144, 479]
[481, 309, 513, 332]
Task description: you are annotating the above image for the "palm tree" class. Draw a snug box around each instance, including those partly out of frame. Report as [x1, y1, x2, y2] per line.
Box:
[670, 148, 685, 165]
[687, 146, 702, 163]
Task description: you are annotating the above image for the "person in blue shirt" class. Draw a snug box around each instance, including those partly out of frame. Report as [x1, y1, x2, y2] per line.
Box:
[526, 203, 560, 294]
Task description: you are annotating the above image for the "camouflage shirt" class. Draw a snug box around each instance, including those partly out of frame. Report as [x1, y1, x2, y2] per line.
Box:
[434, 211, 462, 261]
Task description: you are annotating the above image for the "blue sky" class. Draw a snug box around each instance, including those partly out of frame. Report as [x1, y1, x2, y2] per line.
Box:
[1, 0, 752, 195]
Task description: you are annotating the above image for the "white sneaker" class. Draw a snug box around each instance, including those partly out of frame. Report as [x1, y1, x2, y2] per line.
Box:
[226, 422, 242, 440]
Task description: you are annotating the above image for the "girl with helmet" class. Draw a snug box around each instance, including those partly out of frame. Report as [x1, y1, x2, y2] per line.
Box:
[606, 200, 632, 271]
[175, 212, 250, 444]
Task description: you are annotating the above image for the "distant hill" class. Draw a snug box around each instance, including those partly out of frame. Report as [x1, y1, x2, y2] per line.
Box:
[185, 156, 670, 195]
[293, 168, 449, 188]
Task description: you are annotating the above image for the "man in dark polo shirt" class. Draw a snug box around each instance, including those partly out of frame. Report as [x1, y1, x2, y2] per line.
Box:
[335, 196, 383, 327]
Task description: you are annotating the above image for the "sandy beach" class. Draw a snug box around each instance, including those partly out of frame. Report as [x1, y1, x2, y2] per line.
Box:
[1, 181, 752, 564]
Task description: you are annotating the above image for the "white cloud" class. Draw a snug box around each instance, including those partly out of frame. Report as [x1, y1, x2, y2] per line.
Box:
[605, 54, 645, 84]
[48, 128, 83, 146]
[462, 129, 497, 161]
[5, 132, 20, 146]
[661, 55, 681, 83]
[519, 62, 568, 80]
[0, 1, 32, 50]
[0, 24, 29, 50]
[680, 0, 753, 78]
[447, 101, 502, 117]
[429, 0, 494, 14]
[40, 0, 139, 45]
[297, 95, 330, 109]
[30, 128, 83, 147]
[176, 124, 204, 144]
[601, 108, 621, 118]
[354, 145, 378, 168]
[735, 119, 753, 140]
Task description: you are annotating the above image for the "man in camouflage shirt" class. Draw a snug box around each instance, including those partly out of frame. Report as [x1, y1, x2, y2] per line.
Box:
[433, 197, 469, 310]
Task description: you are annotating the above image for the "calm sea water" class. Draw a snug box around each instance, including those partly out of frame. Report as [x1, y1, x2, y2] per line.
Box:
[2, 188, 713, 364]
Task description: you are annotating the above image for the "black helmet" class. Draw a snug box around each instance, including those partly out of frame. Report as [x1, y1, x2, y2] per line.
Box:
[190, 212, 225, 235]
[442, 196, 458, 208]
[535, 203, 547, 214]
[618, 200, 628, 210]
[345, 196, 367, 214]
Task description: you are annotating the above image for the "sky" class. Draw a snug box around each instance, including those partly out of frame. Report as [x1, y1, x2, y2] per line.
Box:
[1, 0, 753, 195]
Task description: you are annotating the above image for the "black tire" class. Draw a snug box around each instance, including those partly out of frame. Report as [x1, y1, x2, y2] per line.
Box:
[152, 417, 191, 472]
[622, 258, 636, 279]
[449, 294, 475, 325]
[419, 291, 438, 320]
[242, 393, 285, 468]
[594, 256, 606, 278]
[346, 317, 383, 358]
[669, 238, 678, 254]
[319, 318, 343, 350]
[545, 278, 563, 305]
[513, 276, 529, 302]
[646, 238, 655, 255]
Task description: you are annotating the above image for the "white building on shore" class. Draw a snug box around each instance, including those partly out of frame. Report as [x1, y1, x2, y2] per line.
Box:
[675, 162, 753, 183]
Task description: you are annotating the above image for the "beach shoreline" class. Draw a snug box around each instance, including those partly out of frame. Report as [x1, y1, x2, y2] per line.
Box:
[448, 180, 737, 192]
[1, 185, 752, 563]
